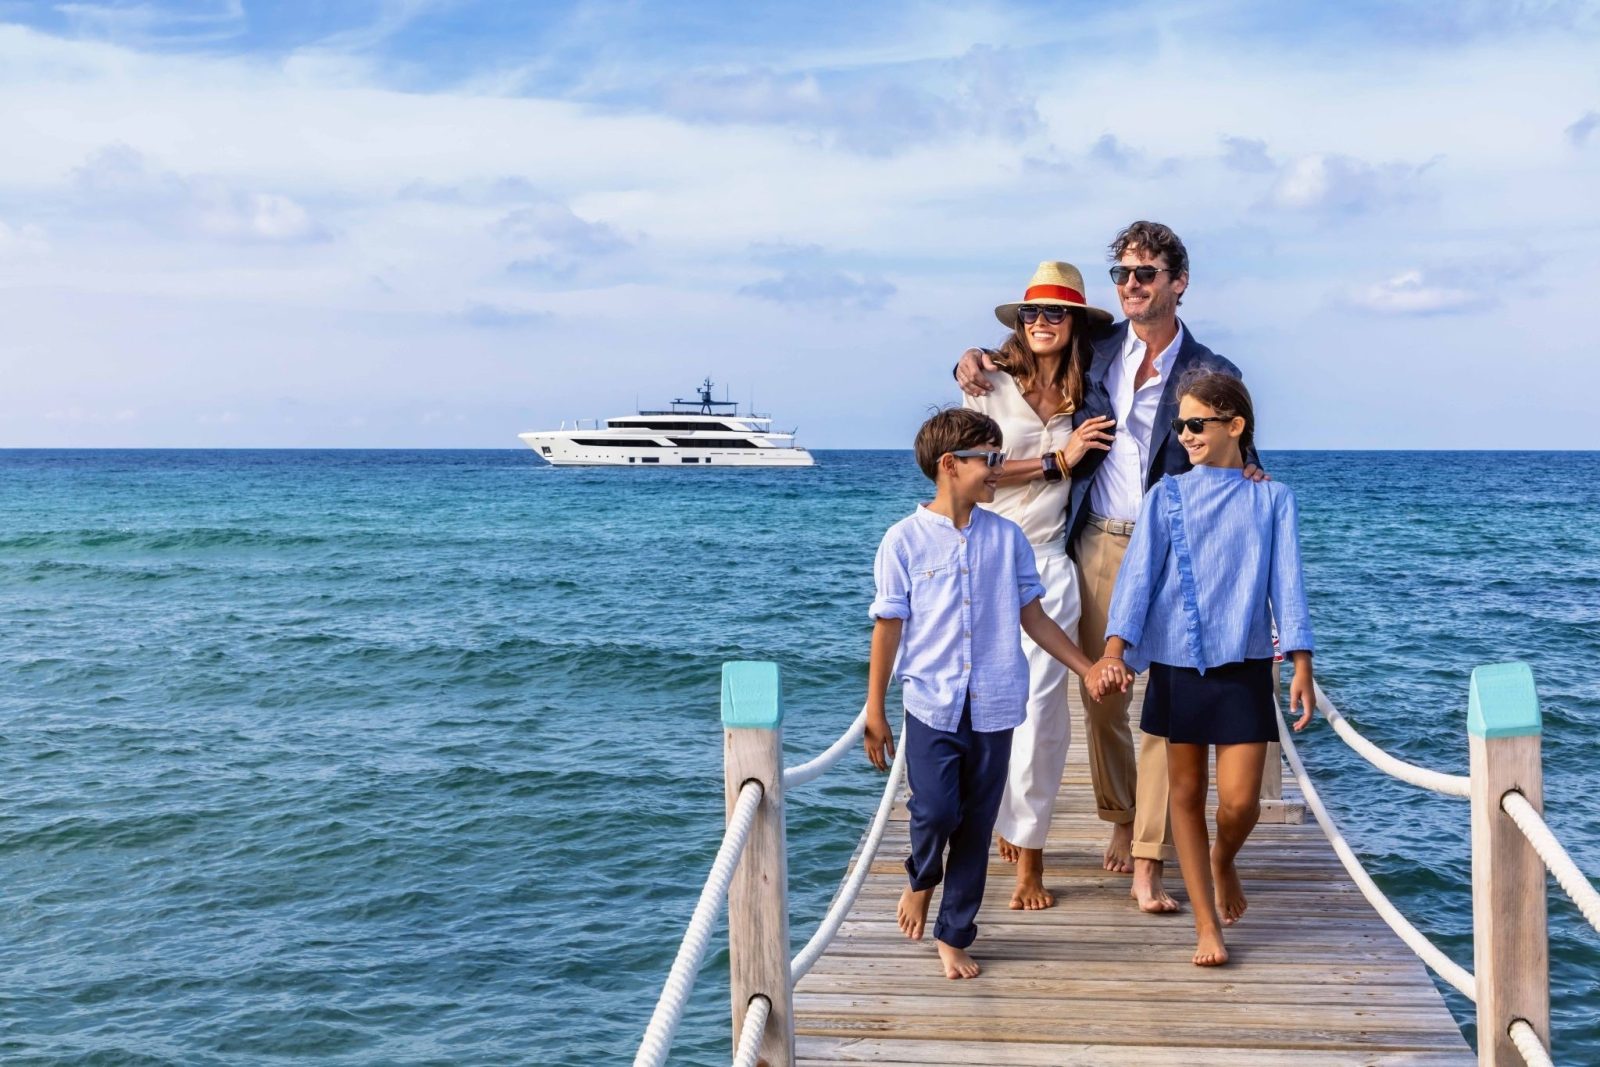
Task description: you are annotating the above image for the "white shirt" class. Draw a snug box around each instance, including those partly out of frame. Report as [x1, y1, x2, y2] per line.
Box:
[963, 369, 1073, 546]
[1089, 322, 1185, 521]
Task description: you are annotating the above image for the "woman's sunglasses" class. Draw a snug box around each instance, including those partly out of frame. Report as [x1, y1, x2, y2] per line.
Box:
[1170, 415, 1234, 435]
[1110, 265, 1176, 286]
[949, 449, 1008, 468]
[1016, 304, 1071, 325]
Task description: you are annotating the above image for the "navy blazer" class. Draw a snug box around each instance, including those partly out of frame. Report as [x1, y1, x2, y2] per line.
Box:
[1064, 320, 1253, 561]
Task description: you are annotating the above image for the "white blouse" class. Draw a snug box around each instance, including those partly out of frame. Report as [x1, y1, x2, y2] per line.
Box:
[963, 368, 1073, 547]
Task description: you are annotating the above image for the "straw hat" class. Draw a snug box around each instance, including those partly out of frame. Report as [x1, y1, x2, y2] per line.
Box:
[995, 260, 1113, 328]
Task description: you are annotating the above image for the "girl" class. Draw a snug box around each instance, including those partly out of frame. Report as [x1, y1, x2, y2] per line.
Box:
[1087, 371, 1316, 966]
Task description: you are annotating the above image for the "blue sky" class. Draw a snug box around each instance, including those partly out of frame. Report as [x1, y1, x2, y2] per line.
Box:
[1, 0, 1597, 448]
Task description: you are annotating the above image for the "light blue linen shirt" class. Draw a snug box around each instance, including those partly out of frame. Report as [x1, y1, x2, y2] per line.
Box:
[1106, 464, 1315, 674]
[869, 505, 1046, 732]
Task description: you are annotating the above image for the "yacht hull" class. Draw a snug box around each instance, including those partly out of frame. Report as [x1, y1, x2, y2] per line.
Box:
[519, 432, 814, 467]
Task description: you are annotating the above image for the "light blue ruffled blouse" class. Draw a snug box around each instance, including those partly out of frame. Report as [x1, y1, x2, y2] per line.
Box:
[1106, 464, 1314, 674]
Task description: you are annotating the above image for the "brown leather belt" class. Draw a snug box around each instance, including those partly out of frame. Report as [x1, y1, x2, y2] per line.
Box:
[1086, 512, 1136, 536]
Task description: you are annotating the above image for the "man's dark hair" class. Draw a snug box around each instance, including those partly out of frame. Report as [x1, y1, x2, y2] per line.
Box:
[1177, 369, 1254, 457]
[1109, 220, 1189, 304]
[913, 407, 1003, 481]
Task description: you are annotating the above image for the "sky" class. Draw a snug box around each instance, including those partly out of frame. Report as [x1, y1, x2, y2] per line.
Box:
[1, 0, 1597, 449]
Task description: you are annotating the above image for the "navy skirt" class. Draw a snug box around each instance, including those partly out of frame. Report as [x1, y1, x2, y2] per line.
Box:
[1140, 659, 1278, 745]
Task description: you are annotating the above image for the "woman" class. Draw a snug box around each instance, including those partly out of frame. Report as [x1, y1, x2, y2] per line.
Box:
[963, 261, 1117, 910]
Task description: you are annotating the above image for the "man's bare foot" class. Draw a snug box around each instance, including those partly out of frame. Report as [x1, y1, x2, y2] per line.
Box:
[1102, 822, 1134, 873]
[936, 939, 982, 979]
[897, 885, 932, 940]
[1193, 928, 1229, 966]
[1009, 847, 1056, 910]
[996, 834, 1019, 864]
[1130, 858, 1181, 913]
[1213, 850, 1247, 926]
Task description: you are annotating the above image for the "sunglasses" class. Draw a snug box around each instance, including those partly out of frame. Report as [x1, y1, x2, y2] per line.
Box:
[949, 449, 1007, 468]
[1017, 304, 1071, 325]
[1109, 265, 1176, 286]
[1170, 416, 1234, 435]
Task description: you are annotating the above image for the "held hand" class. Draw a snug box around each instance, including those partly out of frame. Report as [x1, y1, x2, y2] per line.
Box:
[864, 711, 895, 771]
[1289, 669, 1316, 731]
[1087, 657, 1130, 700]
[1062, 415, 1116, 469]
[955, 348, 998, 397]
[1243, 462, 1271, 483]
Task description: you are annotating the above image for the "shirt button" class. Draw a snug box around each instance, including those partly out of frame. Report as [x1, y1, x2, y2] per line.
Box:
[964, 630, 971, 637]
[963, 598, 969, 604]
[961, 567, 969, 574]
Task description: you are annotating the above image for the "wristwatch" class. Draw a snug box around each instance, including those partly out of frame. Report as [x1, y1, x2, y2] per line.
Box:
[1041, 452, 1064, 483]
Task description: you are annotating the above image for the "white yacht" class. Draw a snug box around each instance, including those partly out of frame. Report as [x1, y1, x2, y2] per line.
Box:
[519, 379, 815, 467]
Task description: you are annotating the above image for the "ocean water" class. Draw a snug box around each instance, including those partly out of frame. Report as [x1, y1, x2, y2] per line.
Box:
[1, 449, 1596, 1066]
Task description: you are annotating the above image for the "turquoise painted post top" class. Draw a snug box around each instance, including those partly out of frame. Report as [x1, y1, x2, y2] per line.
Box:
[722, 661, 783, 730]
[1467, 661, 1541, 739]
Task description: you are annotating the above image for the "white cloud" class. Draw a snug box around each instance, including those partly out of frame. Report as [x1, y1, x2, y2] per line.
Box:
[1269, 152, 1433, 215]
[1567, 110, 1600, 146]
[0, 217, 49, 254]
[1345, 270, 1485, 316]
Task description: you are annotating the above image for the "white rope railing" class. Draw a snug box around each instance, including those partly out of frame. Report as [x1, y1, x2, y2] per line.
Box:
[783, 706, 867, 789]
[790, 723, 908, 982]
[729, 995, 770, 1067]
[1276, 708, 1477, 1000]
[634, 780, 765, 1067]
[1508, 1018, 1554, 1067]
[1501, 790, 1600, 937]
[1314, 682, 1470, 797]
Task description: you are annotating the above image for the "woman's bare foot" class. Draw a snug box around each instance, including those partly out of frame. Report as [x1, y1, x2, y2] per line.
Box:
[1130, 858, 1181, 913]
[1212, 850, 1247, 926]
[936, 940, 982, 979]
[1009, 847, 1056, 910]
[1103, 822, 1134, 873]
[897, 885, 933, 940]
[996, 834, 1020, 863]
[1192, 928, 1229, 966]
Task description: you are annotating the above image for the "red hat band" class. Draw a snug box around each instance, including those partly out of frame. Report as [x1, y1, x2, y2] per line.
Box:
[1023, 283, 1085, 304]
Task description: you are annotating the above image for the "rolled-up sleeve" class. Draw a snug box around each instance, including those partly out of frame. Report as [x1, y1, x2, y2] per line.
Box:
[1013, 526, 1046, 606]
[1269, 486, 1315, 654]
[869, 532, 911, 620]
[1106, 484, 1170, 647]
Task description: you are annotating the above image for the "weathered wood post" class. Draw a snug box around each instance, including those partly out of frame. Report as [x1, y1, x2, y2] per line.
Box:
[1467, 661, 1549, 1066]
[721, 661, 794, 1067]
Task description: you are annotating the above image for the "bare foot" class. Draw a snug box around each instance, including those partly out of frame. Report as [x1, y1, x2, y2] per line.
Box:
[1212, 849, 1247, 926]
[936, 939, 982, 979]
[1193, 928, 1229, 966]
[1130, 858, 1181, 913]
[897, 885, 932, 940]
[1009, 847, 1056, 910]
[1102, 822, 1134, 873]
[996, 834, 1019, 864]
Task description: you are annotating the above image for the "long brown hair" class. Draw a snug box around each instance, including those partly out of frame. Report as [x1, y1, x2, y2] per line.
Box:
[1177, 370, 1255, 455]
[993, 307, 1090, 413]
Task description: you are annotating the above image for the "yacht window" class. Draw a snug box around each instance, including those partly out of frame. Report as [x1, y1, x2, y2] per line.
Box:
[641, 456, 659, 463]
[682, 457, 700, 463]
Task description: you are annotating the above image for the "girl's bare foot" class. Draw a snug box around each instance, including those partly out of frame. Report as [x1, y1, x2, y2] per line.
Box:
[1009, 847, 1056, 910]
[1103, 822, 1134, 873]
[1193, 928, 1229, 966]
[897, 885, 933, 940]
[996, 835, 1020, 863]
[1130, 858, 1181, 913]
[1212, 850, 1247, 926]
[936, 940, 982, 979]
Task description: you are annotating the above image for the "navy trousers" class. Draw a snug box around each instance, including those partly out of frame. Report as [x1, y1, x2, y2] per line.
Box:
[903, 699, 1013, 949]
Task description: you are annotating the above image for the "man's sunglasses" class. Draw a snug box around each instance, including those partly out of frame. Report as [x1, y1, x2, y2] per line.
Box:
[1110, 265, 1176, 286]
[1170, 416, 1234, 435]
[1017, 304, 1071, 325]
[949, 449, 1007, 468]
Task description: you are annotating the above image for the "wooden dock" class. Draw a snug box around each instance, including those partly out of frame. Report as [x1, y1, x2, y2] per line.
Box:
[792, 682, 1474, 1065]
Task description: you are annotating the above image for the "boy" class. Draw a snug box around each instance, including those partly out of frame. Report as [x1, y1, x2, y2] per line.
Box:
[864, 408, 1128, 979]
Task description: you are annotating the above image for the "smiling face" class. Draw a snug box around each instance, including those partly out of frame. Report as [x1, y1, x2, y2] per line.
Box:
[942, 445, 1003, 504]
[1115, 248, 1187, 326]
[1176, 395, 1245, 469]
[1020, 308, 1073, 357]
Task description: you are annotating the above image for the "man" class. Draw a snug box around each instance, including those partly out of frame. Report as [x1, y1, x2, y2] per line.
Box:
[956, 221, 1262, 913]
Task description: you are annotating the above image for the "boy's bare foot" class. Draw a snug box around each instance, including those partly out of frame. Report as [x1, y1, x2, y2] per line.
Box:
[996, 834, 1019, 863]
[1193, 928, 1229, 966]
[936, 939, 982, 979]
[1009, 847, 1056, 910]
[1213, 849, 1247, 926]
[1130, 858, 1181, 913]
[1103, 822, 1134, 873]
[897, 885, 933, 940]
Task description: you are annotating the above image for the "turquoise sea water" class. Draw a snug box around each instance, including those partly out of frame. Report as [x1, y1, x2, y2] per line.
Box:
[1, 449, 1597, 1065]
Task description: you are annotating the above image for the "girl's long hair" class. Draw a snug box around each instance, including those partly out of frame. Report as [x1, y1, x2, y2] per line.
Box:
[992, 307, 1090, 414]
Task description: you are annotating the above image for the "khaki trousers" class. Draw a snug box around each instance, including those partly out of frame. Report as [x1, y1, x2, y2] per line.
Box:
[1076, 522, 1176, 862]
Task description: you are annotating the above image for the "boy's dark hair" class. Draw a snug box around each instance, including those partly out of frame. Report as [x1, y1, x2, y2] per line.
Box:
[1177, 370, 1255, 456]
[1108, 220, 1189, 305]
[913, 407, 1002, 481]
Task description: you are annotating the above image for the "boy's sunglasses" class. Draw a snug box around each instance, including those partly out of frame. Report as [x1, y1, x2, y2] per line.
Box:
[1016, 304, 1071, 325]
[1171, 415, 1234, 435]
[1109, 265, 1176, 286]
[949, 449, 1007, 468]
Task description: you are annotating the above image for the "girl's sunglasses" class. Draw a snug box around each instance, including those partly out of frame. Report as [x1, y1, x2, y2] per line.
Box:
[949, 449, 1007, 468]
[1171, 415, 1234, 435]
[1016, 304, 1071, 325]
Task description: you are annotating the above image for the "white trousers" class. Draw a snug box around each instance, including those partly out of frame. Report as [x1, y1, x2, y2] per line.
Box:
[992, 544, 1082, 850]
